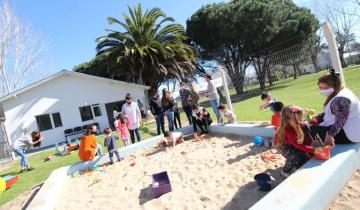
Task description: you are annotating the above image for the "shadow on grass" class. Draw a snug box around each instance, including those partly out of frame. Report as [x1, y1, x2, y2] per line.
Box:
[139, 184, 154, 205]
[140, 127, 158, 137]
[221, 167, 284, 210]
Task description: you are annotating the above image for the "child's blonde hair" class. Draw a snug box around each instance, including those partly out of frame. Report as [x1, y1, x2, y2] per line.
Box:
[276, 105, 305, 147]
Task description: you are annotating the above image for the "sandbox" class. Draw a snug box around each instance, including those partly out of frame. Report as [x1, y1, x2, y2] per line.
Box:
[53, 134, 285, 210]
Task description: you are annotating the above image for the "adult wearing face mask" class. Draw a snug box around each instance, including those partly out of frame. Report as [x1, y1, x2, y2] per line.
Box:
[310, 69, 360, 146]
[78, 124, 104, 161]
[122, 93, 142, 143]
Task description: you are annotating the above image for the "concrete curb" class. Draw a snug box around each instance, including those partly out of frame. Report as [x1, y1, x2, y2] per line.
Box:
[250, 143, 360, 210]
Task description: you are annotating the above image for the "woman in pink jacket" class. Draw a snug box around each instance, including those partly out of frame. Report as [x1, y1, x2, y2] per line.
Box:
[117, 114, 130, 146]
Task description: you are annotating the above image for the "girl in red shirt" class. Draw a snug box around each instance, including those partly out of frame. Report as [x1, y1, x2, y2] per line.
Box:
[275, 105, 321, 177]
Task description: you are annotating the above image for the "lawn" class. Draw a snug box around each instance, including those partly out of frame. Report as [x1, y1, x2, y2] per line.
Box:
[0, 65, 359, 206]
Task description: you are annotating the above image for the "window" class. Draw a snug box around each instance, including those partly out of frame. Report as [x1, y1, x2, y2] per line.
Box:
[92, 104, 102, 117]
[52, 112, 63, 128]
[79, 106, 94, 121]
[36, 114, 53, 131]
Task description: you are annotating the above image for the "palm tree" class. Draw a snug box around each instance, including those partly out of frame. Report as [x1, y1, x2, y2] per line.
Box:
[96, 4, 198, 87]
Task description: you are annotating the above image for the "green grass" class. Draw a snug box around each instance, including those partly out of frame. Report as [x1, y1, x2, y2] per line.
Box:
[1, 65, 359, 206]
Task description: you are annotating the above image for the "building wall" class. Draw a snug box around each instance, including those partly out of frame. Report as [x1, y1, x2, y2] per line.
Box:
[2, 73, 147, 148]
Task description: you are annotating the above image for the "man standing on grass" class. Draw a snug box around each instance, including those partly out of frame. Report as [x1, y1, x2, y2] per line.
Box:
[122, 93, 142, 144]
[149, 89, 165, 135]
[179, 82, 192, 125]
[205, 74, 222, 123]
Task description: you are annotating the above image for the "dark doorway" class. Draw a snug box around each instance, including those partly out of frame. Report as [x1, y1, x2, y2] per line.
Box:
[105, 100, 126, 129]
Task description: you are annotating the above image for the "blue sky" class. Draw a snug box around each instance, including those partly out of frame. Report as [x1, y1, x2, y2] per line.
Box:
[6, 0, 360, 76]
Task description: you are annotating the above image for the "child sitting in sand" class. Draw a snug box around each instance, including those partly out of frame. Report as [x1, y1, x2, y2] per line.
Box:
[217, 105, 236, 123]
[260, 91, 277, 113]
[103, 128, 122, 164]
[160, 131, 184, 147]
[192, 104, 212, 134]
[275, 105, 322, 177]
[271, 102, 284, 131]
[117, 114, 130, 146]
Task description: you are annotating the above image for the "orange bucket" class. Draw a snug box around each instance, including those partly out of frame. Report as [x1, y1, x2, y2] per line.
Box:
[314, 146, 331, 160]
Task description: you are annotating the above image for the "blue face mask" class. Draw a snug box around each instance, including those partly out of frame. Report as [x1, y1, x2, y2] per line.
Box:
[320, 88, 334, 96]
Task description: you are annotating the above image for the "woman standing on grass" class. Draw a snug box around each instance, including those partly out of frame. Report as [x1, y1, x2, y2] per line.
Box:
[162, 88, 175, 131]
[189, 84, 200, 132]
[12, 131, 44, 172]
[311, 69, 360, 145]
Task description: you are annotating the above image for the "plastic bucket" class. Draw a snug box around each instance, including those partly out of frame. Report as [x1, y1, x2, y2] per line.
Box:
[254, 173, 271, 192]
[314, 146, 331, 160]
[253, 136, 265, 146]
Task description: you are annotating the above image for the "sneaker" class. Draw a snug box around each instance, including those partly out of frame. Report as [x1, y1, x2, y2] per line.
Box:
[280, 170, 291, 178]
[200, 131, 205, 135]
[204, 130, 209, 134]
[27, 167, 34, 171]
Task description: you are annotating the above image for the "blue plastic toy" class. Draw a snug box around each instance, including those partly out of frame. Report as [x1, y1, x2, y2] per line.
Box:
[253, 136, 265, 146]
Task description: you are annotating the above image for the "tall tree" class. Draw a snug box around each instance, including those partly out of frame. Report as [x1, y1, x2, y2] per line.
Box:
[314, 0, 356, 67]
[187, 3, 251, 95]
[0, 0, 48, 95]
[96, 4, 198, 88]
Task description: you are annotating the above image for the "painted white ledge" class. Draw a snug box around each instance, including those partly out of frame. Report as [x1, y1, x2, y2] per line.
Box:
[209, 123, 275, 137]
[250, 143, 360, 210]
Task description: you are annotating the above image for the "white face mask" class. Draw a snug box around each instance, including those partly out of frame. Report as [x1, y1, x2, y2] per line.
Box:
[320, 88, 334, 96]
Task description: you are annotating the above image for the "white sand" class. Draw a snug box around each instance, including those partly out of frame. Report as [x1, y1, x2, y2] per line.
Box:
[55, 135, 285, 210]
[330, 169, 360, 210]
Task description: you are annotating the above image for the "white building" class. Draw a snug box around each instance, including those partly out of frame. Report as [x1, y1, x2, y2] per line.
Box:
[0, 70, 149, 163]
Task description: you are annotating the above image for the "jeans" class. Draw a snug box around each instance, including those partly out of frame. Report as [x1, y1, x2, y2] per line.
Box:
[14, 149, 29, 166]
[192, 116, 198, 132]
[129, 128, 142, 144]
[155, 113, 165, 135]
[183, 105, 192, 125]
[210, 99, 222, 122]
[108, 149, 121, 163]
[96, 143, 104, 156]
[165, 110, 174, 131]
[174, 111, 181, 129]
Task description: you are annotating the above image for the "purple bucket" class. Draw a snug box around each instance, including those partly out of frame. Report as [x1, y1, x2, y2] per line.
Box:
[152, 171, 172, 198]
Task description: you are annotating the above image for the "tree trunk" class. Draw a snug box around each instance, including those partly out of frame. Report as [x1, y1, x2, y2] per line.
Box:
[293, 63, 298, 79]
[338, 48, 347, 68]
[267, 68, 273, 86]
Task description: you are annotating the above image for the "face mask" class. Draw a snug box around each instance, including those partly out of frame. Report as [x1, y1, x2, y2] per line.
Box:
[320, 88, 334, 96]
[91, 131, 98, 135]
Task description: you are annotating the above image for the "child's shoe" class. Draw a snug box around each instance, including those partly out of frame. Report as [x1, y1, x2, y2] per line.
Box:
[280, 170, 291, 178]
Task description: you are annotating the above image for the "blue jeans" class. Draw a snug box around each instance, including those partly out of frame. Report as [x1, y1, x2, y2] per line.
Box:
[165, 110, 175, 131]
[96, 143, 104, 156]
[14, 149, 29, 166]
[210, 99, 222, 122]
[155, 113, 165, 135]
[129, 128, 141, 144]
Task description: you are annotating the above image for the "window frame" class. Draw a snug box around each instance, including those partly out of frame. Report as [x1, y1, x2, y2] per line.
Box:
[35, 114, 53, 132]
[79, 105, 94, 122]
[91, 104, 102, 117]
[51, 112, 63, 128]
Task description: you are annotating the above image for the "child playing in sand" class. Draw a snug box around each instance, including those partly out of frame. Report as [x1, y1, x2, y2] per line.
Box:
[271, 102, 284, 131]
[161, 131, 184, 147]
[217, 105, 236, 123]
[104, 128, 122, 164]
[117, 114, 130, 146]
[192, 104, 212, 134]
[260, 91, 277, 113]
[275, 105, 323, 177]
